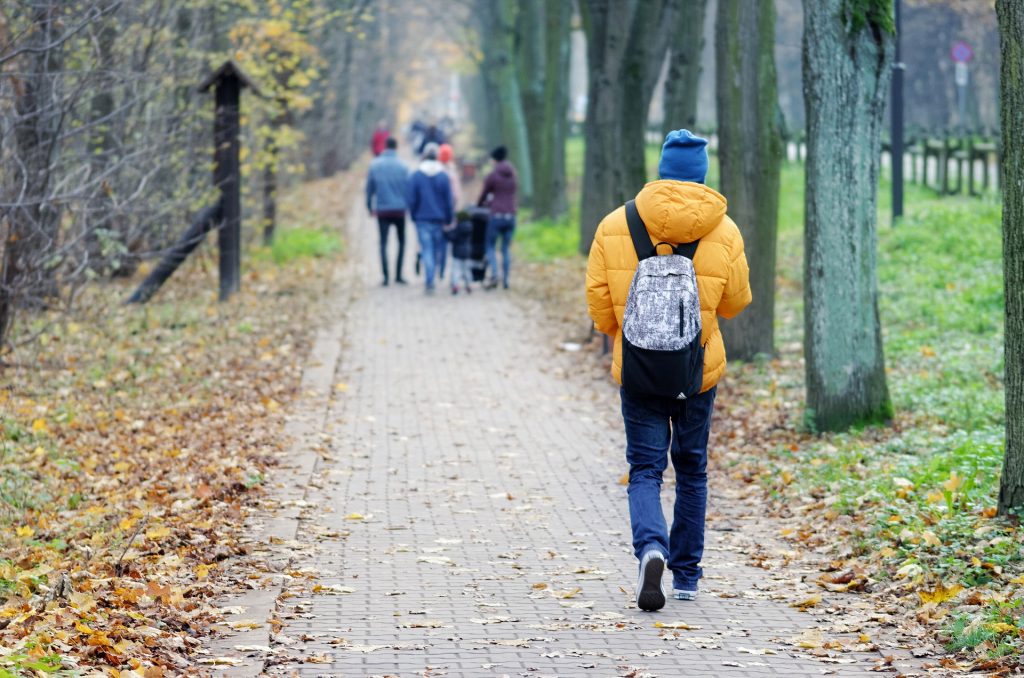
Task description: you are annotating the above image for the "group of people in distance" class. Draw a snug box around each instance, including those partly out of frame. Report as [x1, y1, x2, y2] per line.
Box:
[365, 120, 515, 295]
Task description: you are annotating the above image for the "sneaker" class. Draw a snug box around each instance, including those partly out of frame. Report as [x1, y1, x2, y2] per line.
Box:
[464, 284, 472, 294]
[451, 286, 458, 295]
[635, 550, 666, 612]
[395, 278, 408, 285]
[672, 588, 698, 601]
[483, 278, 498, 290]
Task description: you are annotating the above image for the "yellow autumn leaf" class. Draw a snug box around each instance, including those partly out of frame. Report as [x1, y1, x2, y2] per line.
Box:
[335, 382, 349, 392]
[654, 621, 700, 630]
[922, 531, 941, 548]
[987, 622, 1018, 635]
[553, 587, 582, 599]
[942, 471, 962, 493]
[791, 628, 823, 649]
[790, 593, 822, 610]
[197, 564, 213, 580]
[15, 525, 34, 538]
[119, 518, 137, 531]
[344, 513, 365, 521]
[146, 525, 171, 540]
[31, 418, 48, 433]
[917, 582, 963, 605]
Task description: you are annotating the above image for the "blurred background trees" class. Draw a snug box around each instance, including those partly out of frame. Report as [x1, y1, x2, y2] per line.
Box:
[0, 0, 412, 346]
[0, 0, 1013, 452]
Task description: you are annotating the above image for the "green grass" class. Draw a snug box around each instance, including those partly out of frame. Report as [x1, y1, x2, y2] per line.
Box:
[259, 226, 342, 264]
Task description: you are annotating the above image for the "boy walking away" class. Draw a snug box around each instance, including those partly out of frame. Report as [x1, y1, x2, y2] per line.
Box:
[447, 210, 474, 295]
[365, 137, 409, 286]
[477, 146, 517, 290]
[585, 130, 751, 612]
[406, 142, 453, 294]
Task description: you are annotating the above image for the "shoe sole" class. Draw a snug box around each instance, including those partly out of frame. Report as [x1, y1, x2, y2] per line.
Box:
[637, 556, 666, 612]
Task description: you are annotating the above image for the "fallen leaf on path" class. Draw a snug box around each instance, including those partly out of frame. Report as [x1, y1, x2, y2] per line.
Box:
[653, 621, 701, 630]
[790, 593, 822, 609]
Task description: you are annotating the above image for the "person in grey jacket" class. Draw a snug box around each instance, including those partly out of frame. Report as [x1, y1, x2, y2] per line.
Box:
[365, 137, 410, 286]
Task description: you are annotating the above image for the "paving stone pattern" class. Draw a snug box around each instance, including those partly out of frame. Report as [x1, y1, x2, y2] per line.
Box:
[267, 209, 882, 677]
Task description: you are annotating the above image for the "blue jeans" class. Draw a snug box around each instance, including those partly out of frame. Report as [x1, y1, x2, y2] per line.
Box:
[414, 221, 446, 289]
[485, 215, 515, 285]
[620, 386, 716, 590]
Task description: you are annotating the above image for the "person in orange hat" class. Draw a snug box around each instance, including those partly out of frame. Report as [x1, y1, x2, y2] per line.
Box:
[437, 143, 461, 212]
[437, 143, 460, 281]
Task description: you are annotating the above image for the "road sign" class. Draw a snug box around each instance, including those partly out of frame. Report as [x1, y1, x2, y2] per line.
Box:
[951, 41, 974, 64]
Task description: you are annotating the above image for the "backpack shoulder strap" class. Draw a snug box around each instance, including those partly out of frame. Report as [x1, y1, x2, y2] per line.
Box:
[675, 240, 699, 260]
[625, 200, 655, 261]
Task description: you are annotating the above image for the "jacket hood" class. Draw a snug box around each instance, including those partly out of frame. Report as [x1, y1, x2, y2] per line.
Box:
[634, 179, 727, 243]
[494, 160, 515, 177]
[418, 159, 445, 176]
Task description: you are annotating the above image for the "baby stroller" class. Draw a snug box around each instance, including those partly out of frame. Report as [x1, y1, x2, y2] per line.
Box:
[467, 206, 490, 282]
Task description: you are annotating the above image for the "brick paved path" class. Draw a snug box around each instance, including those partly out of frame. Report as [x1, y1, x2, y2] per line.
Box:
[258, 206, 884, 677]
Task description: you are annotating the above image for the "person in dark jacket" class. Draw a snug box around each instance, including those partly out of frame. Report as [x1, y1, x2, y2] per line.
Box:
[477, 146, 518, 289]
[406, 143, 453, 294]
[446, 211, 474, 295]
[417, 124, 446, 156]
[365, 137, 409, 286]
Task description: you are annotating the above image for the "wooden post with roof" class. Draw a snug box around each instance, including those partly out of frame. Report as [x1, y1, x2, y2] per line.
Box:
[128, 60, 260, 304]
[199, 60, 260, 301]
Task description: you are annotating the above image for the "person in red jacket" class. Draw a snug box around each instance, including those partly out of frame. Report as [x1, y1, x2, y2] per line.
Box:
[371, 119, 390, 157]
[477, 146, 518, 289]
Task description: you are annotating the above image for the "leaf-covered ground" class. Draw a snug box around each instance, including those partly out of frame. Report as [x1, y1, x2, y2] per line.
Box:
[0, 175, 349, 676]
[519, 165, 1019, 673]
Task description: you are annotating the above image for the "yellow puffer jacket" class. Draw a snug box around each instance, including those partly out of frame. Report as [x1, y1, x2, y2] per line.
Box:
[586, 180, 752, 393]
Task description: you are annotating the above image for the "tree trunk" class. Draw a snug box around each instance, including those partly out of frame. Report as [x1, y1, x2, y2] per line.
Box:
[476, 0, 534, 204]
[464, 72, 501, 150]
[717, 0, 782, 360]
[663, 0, 708, 136]
[85, 17, 125, 275]
[520, 0, 571, 220]
[0, 2, 63, 345]
[263, 104, 287, 245]
[580, 0, 682, 253]
[517, 0, 545, 207]
[620, 0, 680, 196]
[579, 0, 635, 253]
[802, 0, 893, 432]
[997, 0, 1024, 515]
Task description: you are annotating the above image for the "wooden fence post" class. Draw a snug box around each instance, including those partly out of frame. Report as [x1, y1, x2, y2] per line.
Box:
[199, 60, 260, 301]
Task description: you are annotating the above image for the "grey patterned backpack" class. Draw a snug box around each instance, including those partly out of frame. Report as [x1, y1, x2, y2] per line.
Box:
[621, 200, 704, 400]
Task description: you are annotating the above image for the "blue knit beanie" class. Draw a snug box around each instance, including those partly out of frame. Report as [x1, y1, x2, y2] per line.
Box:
[658, 129, 709, 184]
